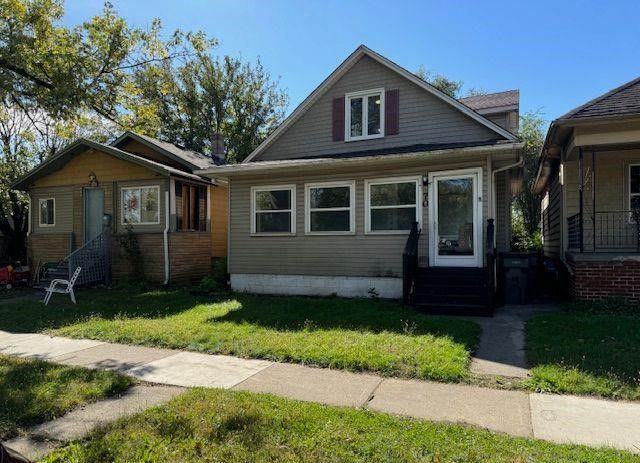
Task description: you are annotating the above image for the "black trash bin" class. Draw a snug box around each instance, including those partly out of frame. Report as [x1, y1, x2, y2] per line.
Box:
[500, 252, 536, 304]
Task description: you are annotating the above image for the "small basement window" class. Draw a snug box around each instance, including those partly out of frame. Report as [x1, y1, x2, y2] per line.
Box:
[122, 186, 160, 225]
[252, 185, 295, 234]
[305, 181, 355, 234]
[176, 182, 207, 231]
[345, 89, 384, 141]
[366, 178, 420, 233]
[38, 198, 55, 227]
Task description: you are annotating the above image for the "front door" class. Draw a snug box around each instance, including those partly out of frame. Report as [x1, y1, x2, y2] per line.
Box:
[84, 188, 104, 243]
[428, 168, 482, 267]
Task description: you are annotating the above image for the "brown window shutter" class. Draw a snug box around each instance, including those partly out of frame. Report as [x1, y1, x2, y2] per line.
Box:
[385, 89, 399, 135]
[332, 97, 345, 142]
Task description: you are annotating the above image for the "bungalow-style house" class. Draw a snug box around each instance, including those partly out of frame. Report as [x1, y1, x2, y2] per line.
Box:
[201, 45, 523, 313]
[13, 131, 228, 286]
[534, 76, 640, 302]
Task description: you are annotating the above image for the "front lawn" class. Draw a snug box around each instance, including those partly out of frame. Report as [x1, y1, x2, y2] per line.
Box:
[525, 308, 640, 400]
[0, 355, 132, 439]
[0, 288, 480, 381]
[43, 388, 639, 463]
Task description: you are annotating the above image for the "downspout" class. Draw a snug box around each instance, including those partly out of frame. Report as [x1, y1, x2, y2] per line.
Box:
[491, 156, 524, 247]
[163, 189, 170, 285]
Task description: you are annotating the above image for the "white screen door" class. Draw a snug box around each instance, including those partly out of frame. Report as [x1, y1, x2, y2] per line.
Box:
[428, 168, 482, 267]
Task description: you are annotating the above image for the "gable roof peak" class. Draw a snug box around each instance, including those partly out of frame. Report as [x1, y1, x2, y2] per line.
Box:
[243, 45, 517, 163]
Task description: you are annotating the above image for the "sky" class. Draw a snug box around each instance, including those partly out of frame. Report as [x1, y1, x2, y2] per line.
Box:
[63, 1, 640, 127]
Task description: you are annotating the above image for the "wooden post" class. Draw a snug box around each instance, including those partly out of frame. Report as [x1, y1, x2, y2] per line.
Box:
[579, 147, 584, 253]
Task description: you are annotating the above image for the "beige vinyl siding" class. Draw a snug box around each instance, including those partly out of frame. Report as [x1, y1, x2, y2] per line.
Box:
[255, 55, 500, 162]
[229, 154, 504, 277]
[30, 186, 73, 234]
[542, 173, 562, 258]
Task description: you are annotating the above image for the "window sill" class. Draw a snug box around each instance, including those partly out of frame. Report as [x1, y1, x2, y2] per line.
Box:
[250, 232, 297, 237]
[304, 231, 356, 236]
[364, 230, 413, 235]
[345, 133, 384, 142]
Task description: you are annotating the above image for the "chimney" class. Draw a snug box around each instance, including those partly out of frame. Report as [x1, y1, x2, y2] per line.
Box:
[212, 133, 226, 158]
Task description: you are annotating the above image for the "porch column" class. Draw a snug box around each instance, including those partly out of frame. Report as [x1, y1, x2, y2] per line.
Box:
[578, 147, 584, 253]
[592, 149, 596, 252]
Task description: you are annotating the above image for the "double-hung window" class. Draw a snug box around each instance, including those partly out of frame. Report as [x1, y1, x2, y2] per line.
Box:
[251, 185, 295, 234]
[122, 186, 160, 225]
[38, 198, 55, 227]
[345, 89, 384, 141]
[630, 165, 640, 211]
[305, 181, 355, 234]
[365, 177, 420, 233]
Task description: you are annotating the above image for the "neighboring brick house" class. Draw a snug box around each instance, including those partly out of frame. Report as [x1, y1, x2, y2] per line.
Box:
[534, 76, 640, 301]
[201, 45, 523, 314]
[13, 131, 228, 286]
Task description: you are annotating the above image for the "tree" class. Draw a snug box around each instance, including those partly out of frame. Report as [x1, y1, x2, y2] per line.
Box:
[127, 45, 287, 162]
[0, 0, 199, 122]
[415, 65, 463, 98]
[512, 111, 546, 249]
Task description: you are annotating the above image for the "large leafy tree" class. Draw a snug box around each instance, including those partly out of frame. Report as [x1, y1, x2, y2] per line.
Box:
[415, 65, 463, 98]
[127, 47, 288, 162]
[512, 112, 546, 249]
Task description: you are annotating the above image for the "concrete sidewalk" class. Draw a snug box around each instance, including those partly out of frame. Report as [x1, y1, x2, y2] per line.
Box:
[1, 329, 639, 454]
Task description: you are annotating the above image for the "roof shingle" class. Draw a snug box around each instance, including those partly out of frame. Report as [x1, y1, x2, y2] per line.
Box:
[459, 90, 519, 111]
[559, 76, 640, 120]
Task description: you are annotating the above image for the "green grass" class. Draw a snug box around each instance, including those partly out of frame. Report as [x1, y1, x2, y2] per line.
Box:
[43, 388, 639, 463]
[0, 354, 132, 439]
[524, 309, 640, 400]
[0, 288, 480, 381]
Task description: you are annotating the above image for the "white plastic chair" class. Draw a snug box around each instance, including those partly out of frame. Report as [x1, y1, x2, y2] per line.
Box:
[43, 266, 82, 305]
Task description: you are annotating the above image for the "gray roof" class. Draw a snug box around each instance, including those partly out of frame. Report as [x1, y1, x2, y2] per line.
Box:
[558, 76, 640, 120]
[459, 90, 519, 111]
[112, 131, 223, 170]
[13, 138, 209, 190]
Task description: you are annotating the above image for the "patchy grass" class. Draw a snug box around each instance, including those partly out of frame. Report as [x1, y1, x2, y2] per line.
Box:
[0, 355, 132, 439]
[525, 309, 640, 400]
[0, 288, 480, 381]
[43, 388, 639, 463]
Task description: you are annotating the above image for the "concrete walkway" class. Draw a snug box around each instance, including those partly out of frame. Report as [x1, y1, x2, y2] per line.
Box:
[1, 329, 640, 454]
[5, 385, 183, 461]
[469, 304, 558, 378]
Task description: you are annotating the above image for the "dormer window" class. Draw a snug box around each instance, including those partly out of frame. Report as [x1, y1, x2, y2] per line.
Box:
[345, 89, 384, 141]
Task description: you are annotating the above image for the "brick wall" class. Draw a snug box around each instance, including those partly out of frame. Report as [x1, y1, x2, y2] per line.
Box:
[112, 233, 165, 284]
[569, 257, 640, 302]
[28, 234, 72, 265]
[169, 232, 211, 285]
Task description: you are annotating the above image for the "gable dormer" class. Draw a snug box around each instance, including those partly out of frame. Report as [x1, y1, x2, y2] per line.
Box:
[246, 46, 516, 163]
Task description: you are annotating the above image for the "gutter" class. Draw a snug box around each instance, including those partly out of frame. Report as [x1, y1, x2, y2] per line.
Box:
[163, 190, 170, 285]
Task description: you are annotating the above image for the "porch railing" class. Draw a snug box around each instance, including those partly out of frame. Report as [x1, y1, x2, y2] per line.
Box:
[567, 210, 640, 252]
[402, 221, 421, 305]
[62, 229, 111, 286]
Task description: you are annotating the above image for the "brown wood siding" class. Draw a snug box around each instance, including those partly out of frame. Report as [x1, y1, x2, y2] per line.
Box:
[211, 184, 229, 258]
[542, 174, 562, 258]
[169, 232, 211, 285]
[228, 153, 502, 277]
[30, 186, 74, 234]
[254, 55, 500, 161]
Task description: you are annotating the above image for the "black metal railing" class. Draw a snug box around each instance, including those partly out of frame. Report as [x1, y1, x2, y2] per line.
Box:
[485, 219, 496, 307]
[567, 210, 640, 252]
[62, 229, 111, 286]
[402, 221, 421, 305]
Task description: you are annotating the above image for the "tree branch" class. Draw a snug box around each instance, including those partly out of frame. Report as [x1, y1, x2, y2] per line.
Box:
[0, 58, 54, 90]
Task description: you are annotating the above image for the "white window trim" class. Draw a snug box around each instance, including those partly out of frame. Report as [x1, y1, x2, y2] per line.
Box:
[365, 176, 422, 234]
[345, 88, 385, 142]
[121, 185, 161, 226]
[304, 180, 356, 235]
[628, 163, 640, 223]
[38, 198, 56, 227]
[250, 184, 296, 236]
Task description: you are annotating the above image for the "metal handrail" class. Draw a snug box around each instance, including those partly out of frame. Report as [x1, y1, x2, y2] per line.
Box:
[402, 221, 421, 305]
[61, 228, 111, 286]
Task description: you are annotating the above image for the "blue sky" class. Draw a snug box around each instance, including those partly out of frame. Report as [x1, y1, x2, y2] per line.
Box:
[64, 1, 640, 126]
